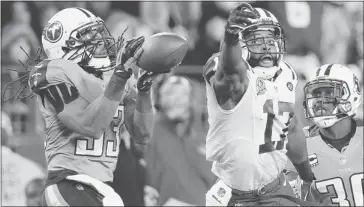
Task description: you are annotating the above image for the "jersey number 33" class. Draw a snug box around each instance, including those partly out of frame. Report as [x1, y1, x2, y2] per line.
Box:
[74, 105, 124, 158]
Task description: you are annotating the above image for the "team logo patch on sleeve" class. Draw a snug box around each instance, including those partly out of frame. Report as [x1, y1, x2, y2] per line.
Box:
[31, 71, 42, 88]
[76, 184, 84, 191]
[286, 82, 293, 91]
[308, 154, 319, 167]
[29, 61, 51, 92]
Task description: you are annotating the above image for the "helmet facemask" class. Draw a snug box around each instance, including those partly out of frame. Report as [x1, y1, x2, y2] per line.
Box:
[240, 21, 286, 79]
[62, 18, 117, 76]
[303, 79, 352, 128]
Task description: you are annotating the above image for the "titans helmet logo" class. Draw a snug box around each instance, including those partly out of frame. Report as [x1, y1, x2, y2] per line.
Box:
[46, 21, 63, 43]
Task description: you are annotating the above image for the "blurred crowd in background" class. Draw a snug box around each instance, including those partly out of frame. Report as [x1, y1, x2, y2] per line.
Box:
[1, 1, 363, 206]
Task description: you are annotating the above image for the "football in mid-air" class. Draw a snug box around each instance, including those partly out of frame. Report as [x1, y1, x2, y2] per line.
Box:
[137, 33, 188, 73]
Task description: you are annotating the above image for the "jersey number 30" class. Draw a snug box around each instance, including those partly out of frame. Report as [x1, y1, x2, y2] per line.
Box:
[74, 105, 124, 158]
[315, 173, 363, 206]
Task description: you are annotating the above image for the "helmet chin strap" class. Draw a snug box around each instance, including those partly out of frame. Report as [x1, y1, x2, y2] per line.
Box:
[63, 48, 83, 63]
[64, 47, 113, 68]
[312, 105, 349, 128]
[313, 115, 348, 128]
[61, 48, 112, 79]
[88, 57, 112, 69]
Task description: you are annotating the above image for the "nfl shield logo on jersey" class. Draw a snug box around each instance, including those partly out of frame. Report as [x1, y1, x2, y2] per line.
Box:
[286, 82, 293, 91]
[256, 78, 267, 95]
[217, 187, 226, 197]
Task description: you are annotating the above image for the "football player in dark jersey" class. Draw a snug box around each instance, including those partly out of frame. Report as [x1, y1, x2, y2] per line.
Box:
[4, 7, 158, 206]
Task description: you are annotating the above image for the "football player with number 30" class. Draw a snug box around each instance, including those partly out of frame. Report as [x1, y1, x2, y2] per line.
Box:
[286, 64, 363, 206]
[203, 3, 316, 206]
[18, 8, 157, 206]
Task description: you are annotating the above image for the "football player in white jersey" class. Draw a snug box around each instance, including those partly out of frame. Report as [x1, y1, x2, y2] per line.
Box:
[204, 3, 316, 206]
[286, 64, 363, 206]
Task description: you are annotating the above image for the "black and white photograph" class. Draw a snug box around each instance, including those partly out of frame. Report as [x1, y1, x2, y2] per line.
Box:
[1, 1, 363, 206]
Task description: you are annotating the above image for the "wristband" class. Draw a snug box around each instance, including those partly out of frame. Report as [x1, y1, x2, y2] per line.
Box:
[224, 24, 240, 46]
[104, 73, 128, 101]
[114, 65, 132, 80]
[293, 159, 316, 182]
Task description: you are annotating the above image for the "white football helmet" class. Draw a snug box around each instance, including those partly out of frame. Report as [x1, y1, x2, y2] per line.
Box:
[303, 64, 362, 128]
[42, 7, 117, 75]
[233, 6, 286, 79]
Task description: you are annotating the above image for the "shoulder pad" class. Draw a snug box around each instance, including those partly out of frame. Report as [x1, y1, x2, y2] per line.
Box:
[203, 52, 220, 82]
[29, 59, 84, 93]
[281, 60, 297, 81]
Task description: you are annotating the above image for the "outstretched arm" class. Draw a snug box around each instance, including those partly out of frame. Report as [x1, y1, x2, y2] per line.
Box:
[131, 90, 154, 144]
[217, 28, 247, 81]
[124, 70, 158, 145]
[32, 60, 133, 140]
[56, 71, 131, 139]
[286, 115, 316, 183]
[211, 3, 257, 103]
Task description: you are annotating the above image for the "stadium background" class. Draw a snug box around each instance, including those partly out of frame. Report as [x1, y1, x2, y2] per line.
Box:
[1, 1, 363, 206]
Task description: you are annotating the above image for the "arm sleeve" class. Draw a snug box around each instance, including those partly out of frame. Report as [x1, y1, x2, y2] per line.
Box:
[286, 115, 316, 182]
[31, 60, 129, 139]
[132, 91, 154, 144]
[145, 135, 163, 190]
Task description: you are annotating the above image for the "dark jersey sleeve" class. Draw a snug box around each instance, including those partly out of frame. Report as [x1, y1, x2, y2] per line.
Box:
[29, 60, 79, 114]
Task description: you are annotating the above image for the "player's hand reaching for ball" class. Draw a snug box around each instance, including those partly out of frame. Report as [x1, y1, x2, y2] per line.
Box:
[136, 69, 160, 92]
[120, 36, 145, 64]
[135, 59, 171, 92]
[114, 36, 145, 79]
[115, 35, 172, 92]
[226, 2, 259, 35]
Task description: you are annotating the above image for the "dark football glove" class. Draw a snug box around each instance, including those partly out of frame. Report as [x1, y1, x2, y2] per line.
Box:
[121, 36, 145, 64]
[301, 180, 324, 205]
[226, 2, 258, 35]
[136, 70, 160, 92]
[114, 36, 145, 79]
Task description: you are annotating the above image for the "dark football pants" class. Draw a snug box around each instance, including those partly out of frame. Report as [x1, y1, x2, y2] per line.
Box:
[42, 179, 104, 206]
